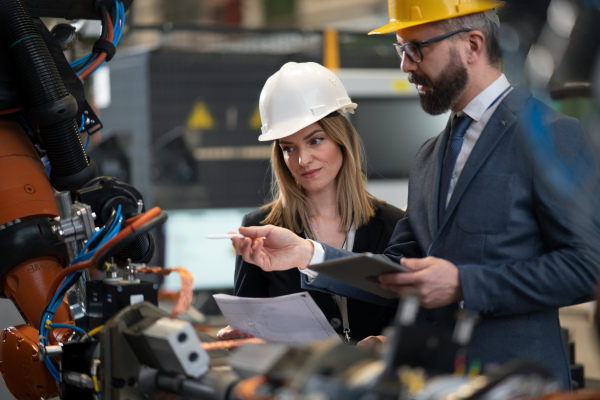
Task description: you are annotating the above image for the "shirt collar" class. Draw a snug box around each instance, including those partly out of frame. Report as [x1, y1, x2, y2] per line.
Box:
[453, 74, 511, 121]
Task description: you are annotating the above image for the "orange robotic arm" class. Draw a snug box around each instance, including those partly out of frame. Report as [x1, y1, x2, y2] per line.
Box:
[0, 115, 73, 399]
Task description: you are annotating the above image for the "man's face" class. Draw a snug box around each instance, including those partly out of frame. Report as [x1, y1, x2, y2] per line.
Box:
[397, 25, 469, 115]
[409, 47, 469, 115]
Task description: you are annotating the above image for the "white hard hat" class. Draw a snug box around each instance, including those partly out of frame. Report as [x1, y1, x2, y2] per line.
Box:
[258, 62, 357, 141]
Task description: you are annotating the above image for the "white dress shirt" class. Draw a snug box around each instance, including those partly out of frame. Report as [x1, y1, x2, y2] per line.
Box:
[445, 74, 512, 205]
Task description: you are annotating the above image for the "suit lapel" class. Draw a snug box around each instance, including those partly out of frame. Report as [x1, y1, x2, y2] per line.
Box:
[408, 118, 451, 249]
[438, 85, 531, 233]
[430, 119, 452, 234]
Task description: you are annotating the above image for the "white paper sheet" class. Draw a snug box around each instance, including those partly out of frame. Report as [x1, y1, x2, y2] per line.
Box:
[213, 292, 341, 345]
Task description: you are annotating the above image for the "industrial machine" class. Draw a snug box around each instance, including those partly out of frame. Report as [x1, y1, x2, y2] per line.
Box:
[0, 1, 163, 398]
[0, 0, 598, 399]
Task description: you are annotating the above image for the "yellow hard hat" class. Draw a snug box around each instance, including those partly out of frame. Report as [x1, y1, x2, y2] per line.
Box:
[369, 0, 505, 35]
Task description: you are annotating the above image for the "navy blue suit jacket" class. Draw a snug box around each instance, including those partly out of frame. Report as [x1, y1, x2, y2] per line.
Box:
[304, 85, 600, 387]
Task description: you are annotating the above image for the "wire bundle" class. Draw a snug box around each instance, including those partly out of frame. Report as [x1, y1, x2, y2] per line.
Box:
[37, 206, 167, 389]
[70, 0, 125, 79]
[137, 266, 194, 318]
[79, 113, 91, 150]
[39, 205, 124, 381]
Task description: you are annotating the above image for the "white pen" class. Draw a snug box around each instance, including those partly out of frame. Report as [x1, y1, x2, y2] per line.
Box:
[206, 233, 245, 239]
[206, 233, 267, 239]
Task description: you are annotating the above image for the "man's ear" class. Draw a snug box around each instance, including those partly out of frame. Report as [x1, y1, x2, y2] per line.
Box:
[465, 30, 486, 64]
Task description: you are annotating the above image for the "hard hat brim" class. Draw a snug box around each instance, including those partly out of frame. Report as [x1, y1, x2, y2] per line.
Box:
[368, 2, 505, 35]
[368, 20, 407, 35]
[258, 103, 357, 142]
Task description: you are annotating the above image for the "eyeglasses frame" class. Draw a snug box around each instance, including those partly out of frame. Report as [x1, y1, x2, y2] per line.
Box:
[393, 28, 473, 64]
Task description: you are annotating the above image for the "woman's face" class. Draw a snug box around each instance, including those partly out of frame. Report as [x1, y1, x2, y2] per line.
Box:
[279, 122, 343, 195]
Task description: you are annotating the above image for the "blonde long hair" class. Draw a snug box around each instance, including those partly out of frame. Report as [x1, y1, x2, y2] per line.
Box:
[261, 114, 382, 236]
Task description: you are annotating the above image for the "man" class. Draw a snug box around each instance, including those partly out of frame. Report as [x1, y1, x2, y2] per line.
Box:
[232, 0, 600, 388]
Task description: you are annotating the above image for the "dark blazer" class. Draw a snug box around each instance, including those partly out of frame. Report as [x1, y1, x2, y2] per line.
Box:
[234, 202, 405, 342]
[311, 85, 600, 387]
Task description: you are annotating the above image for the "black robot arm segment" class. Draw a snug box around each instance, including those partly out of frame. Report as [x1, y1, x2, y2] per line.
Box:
[0, 0, 97, 192]
[78, 177, 158, 265]
[22, 0, 134, 20]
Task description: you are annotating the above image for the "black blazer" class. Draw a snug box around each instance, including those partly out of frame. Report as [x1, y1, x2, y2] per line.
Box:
[233, 202, 405, 342]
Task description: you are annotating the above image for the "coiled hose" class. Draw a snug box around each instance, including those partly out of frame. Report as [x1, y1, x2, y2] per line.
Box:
[0, 0, 97, 192]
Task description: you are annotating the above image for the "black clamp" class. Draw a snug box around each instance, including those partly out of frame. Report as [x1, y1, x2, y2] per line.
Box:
[93, 38, 116, 61]
[94, 0, 115, 11]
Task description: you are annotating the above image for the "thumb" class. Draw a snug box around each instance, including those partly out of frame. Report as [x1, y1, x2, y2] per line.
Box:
[401, 257, 430, 271]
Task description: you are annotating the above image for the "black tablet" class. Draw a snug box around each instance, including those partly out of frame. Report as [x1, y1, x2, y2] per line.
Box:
[310, 253, 411, 299]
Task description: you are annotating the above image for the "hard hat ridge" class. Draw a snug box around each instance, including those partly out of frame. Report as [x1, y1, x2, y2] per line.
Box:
[258, 62, 357, 142]
[369, 0, 505, 35]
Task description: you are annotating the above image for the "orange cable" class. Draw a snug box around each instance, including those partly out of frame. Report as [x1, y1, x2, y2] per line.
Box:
[233, 375, 271, 400]
[45, 207, 162, 305]
[45, 260, 92, 306]
[78, 10, 113, 79]
[0, 108, 24, 115]
[92, 206, 161, 259]
[138, 266, 194, 318]
[201, 337, 266, 351]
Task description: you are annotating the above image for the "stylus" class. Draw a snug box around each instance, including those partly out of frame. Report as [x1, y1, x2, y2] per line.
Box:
[206, 233, 267, 240]
[206, 234, 245, 239]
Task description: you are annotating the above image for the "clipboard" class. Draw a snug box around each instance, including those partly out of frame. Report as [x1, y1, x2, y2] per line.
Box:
[310, 253, 411, 299]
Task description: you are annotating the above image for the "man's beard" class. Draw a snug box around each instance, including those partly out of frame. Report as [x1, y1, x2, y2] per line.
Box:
[409, 51, 469, 115]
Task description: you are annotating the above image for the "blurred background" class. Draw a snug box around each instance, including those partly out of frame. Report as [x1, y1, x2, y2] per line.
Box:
[68, 0, 448, 303]
[1, 0, 599, 397]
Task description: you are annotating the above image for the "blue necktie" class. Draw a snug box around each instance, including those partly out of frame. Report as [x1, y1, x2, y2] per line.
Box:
[438, 115, 473, 225]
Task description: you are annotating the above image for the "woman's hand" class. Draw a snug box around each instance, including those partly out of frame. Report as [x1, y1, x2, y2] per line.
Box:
[231, 225, 314, 272]
[356, 335, 387, 351]
[216, 325, 255, 340]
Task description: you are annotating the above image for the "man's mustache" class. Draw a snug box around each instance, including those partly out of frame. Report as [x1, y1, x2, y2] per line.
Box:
[408, 73, 432, 87]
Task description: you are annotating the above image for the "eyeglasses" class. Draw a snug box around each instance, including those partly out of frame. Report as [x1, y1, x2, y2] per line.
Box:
[393, 28, 473, 64]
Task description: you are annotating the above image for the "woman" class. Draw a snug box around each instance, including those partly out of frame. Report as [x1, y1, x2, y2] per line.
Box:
[217, 62, 403, 345]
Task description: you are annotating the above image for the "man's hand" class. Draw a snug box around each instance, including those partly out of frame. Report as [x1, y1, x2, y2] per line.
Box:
[378, 256, 463, 308]
[231, 225, 314, 272]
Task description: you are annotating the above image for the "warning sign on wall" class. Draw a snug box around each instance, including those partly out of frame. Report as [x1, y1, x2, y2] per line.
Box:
[248, 103, 262, 130]
[187, 100, 216, 130]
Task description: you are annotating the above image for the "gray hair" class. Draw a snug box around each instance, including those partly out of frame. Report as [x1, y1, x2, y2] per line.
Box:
[435, 11, 501, 68]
